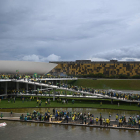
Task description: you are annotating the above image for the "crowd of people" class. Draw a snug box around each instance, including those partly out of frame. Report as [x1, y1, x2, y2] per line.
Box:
[57, 83, 140, 102]
[1, 73, 140, 102]
[0, 74, 73, 80]
[20, 110, 53, 121]
[19, 110, 140, 128]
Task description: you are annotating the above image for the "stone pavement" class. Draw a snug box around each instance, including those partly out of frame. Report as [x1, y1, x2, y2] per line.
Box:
[0, 117, 140, 131]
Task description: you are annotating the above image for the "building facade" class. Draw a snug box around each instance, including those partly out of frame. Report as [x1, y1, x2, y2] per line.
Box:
[50, 60, 140, 77]
[0, 60, 57, 95]
[0, 60, 57, 75]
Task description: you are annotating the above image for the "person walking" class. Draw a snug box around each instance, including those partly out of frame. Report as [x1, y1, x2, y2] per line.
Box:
[96, 117, 99, 125]
[1, 113, 3, 118]
[109, 112, 111, 119]
[84, 116, 87, 125]
[106, 118, 109, 127]
[119, 118, 122, 127]
[11, 111, 13, 117]
[116, 114, 118, 121]
[66, 114, 69, 123]
[72, 115, 75, 123]
[53, 108, 55, 115]
[99, 117, 102, 125]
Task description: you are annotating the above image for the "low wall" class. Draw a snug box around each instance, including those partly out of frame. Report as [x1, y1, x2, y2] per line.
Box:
[0, 112, 26, 117]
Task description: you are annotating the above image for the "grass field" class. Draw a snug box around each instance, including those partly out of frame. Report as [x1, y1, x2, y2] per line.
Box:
[68, 79, 140, 90]
[1, 79, 140, 110]
[0, 98, 140, 111]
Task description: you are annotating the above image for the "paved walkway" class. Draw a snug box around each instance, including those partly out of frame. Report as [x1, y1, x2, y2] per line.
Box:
[0, 117, 20, 120]
[1, 79, 140, 103]
[0, 117, 140, 131]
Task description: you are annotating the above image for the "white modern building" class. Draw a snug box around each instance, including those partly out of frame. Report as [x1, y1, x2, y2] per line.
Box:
[0, 61, 77, 96]
[0, 60, 57, 96]
[0, 60, 57, 75]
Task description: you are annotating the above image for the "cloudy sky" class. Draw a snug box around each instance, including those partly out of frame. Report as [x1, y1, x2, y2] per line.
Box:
[0, 0, 140, 62]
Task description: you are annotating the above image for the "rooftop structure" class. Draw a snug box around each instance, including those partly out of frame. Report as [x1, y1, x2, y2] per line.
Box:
[0, 60, 77, 97]
[0, 60, 57, 75]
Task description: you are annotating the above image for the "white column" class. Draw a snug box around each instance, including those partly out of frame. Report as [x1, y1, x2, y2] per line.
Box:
[111, 99, 113, 104]
[16, 82, 19, 91]
[26, 83, 28, 91]
[5, 82, 7, 95]
[34, 84, 36, 90]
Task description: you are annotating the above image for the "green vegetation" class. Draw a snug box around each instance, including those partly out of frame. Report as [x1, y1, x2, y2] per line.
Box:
[0, 98, 140, 111]
[68, 79, 140, 90]
[74, 73, 140, 79]
[1, 79, 140, 111]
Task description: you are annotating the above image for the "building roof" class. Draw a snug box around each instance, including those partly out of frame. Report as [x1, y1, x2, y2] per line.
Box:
[0, 61, 57, 75]
[50, 60, 140, 64]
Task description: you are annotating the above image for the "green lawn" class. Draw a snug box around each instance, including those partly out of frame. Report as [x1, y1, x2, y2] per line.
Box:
[0, 98, 140, 111]
[68, 79, 140, 90]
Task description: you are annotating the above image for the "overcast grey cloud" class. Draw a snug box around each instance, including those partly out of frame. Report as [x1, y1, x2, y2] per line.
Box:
[91, 45, 140, 61]
[0, 0, 140, 62]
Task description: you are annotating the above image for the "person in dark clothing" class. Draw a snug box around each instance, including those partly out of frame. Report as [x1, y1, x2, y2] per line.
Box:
[82, 115, 84, 124]
[66, 115, 69, 123]
[11, 111, 13, 117]
[53, 108, 55, 115]
[84, 116, 87, 124]
[39, 115, 42, 121]
[99, 117, 102, 125]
